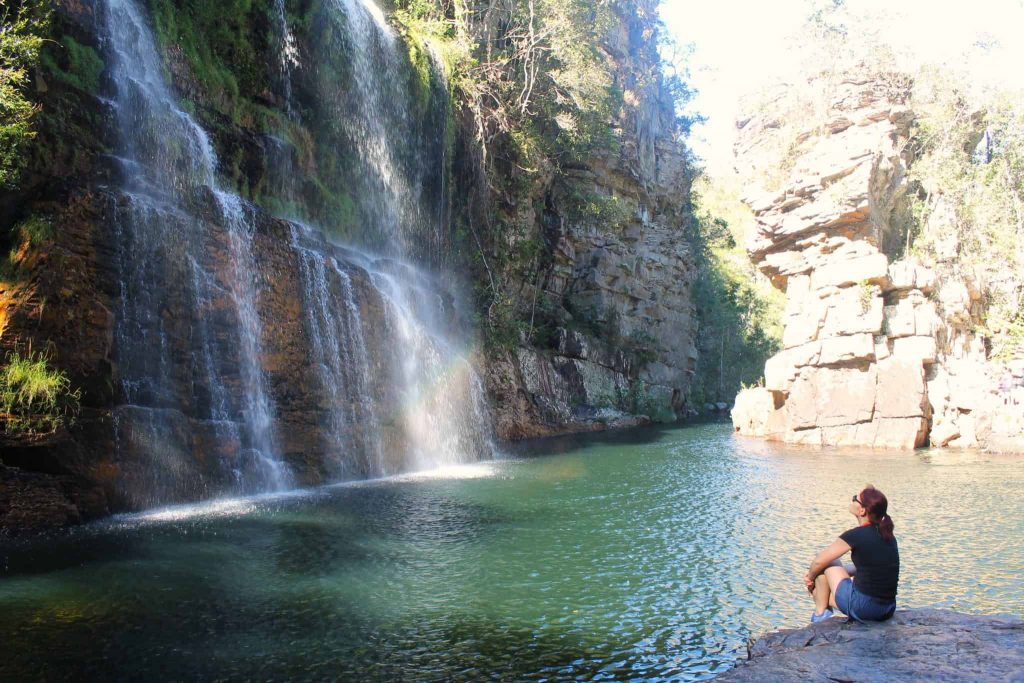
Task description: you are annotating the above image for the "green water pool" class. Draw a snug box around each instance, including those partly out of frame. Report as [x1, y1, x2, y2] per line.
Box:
[2, 423, 1021, 680]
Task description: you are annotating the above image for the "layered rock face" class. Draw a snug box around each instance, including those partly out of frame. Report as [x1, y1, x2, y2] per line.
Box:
[731, 75, 1024, 451]
[1, 187, 489, 525]
[0, 0, 698, 531]
[486, 2, 698, 439]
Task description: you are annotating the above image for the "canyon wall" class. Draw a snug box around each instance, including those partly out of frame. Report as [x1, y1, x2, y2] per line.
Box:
[483, 2, 698, 438]
[731, 74, 1024, 452]
[0, 0, 698, 531]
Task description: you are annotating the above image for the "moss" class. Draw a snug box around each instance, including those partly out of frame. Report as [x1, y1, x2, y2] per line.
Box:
[17, 215, 53, 245]
[0, 215, 53, 283]
[40, 35, 105, 93]
[148, 0, 275, 124]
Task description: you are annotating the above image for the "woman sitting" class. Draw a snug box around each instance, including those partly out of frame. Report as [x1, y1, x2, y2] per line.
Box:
[804, 485, 899, 623]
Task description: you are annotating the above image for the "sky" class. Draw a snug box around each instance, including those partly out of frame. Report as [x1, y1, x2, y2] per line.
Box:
[659, 0, 1024, 175]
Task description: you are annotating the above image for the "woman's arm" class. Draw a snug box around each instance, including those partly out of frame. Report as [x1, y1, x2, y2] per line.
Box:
[803, 538, 852, 590]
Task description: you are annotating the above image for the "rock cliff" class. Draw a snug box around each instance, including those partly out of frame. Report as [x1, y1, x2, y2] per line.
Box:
[731, 74, 1024, 451]
[480, 0, 698, 439]
[0, 0, 698, 531]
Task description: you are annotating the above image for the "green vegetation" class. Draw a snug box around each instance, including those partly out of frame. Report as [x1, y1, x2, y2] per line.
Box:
[0, 348, 80, 434]
[857, 279, 874, 314]
[148, 0, 275, 123]
[0, 0, 51, 189]
[687, 175, 783, 405]
[387, 0, 690, 349]
[1, 214, 53, 283]
[40, 35, 105, 93]
[907, 69, 1024, 359]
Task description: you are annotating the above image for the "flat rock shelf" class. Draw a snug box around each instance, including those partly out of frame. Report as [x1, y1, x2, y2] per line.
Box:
[715, 608, 1024, 682]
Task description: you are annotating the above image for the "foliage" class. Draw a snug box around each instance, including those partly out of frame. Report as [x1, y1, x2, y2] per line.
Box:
[40, 35, 104, 93]
[907, 68, 1024, 359]
[148, 0, 273, 123]
[388, 0, 688, 347]
[0, 348, 80, 434]
[1, 214, 53, 283]
[623, 328, 657, 368]
[687, 175, 783, 405]
[0, 0, 51, 189]
[615, 378, 654, 416]
[564, 184, 631, 229]
[857, 279, 874, 314]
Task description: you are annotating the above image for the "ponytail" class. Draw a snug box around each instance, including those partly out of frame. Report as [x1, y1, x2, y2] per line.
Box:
[877, 512, 895, 543]
[859, 485, 895, 542]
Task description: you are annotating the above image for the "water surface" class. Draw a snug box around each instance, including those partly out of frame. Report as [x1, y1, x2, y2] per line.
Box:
[2, 423, 1021, 680]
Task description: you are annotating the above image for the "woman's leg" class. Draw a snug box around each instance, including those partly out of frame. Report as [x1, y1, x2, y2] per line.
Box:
[823, 561, 852, 611]
[812, 558, 846, 614]
[812, 573, 831, 615]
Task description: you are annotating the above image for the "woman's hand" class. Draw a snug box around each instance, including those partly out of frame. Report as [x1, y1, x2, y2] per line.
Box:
[805, 538, 853, 592]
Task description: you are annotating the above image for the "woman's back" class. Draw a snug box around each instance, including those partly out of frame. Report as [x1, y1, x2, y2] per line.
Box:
[840, 524, 899, 601]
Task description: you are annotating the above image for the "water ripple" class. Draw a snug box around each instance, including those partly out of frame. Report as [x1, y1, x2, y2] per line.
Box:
[1, 424, 1022, 681]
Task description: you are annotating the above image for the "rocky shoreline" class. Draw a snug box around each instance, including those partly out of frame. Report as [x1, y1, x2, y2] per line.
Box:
[715, 608, 1024, 682]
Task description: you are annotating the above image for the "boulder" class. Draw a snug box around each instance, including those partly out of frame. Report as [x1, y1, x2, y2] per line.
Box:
[874, 357, 926, 419]
[809, 253, 889, 290]
[786, 365, 877, 431]
[887, 259, 936, 293]
[714, 609, 1024, 682]
[731, 388, 785, 438]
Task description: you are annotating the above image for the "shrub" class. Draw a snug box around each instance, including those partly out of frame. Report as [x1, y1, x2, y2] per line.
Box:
[0, 348, 81, 434]
[0, 0, 52, 188]
[907, 68, 1024, 359]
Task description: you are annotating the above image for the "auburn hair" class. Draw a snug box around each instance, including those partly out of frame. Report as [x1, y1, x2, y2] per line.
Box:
[859, 485, 895, 542]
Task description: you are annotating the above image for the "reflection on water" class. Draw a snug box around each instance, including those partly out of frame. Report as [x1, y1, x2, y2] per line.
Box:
[1, 424, 1022, 680]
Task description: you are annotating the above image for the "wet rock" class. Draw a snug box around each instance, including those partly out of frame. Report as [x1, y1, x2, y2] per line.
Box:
[0, 464, 81, 534]
[715, 609, 1024, 682]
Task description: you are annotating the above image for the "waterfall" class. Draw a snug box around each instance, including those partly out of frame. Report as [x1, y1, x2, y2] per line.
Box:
[103, 0, 290, 504]
[96, 0, 491, 507]
[290, 225, 385, 479]
[273, 0, 299, 118]
[367, 261, 495, 470]
[290, 226, 494, 476]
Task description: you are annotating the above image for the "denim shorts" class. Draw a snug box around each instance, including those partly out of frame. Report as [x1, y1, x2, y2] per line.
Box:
[835, 578, 896, 622]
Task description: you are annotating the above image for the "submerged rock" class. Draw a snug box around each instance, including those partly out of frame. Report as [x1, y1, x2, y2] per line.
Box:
[715, 609, 1024, 682]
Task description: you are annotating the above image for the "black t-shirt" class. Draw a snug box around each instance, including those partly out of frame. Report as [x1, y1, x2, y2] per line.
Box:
[839, 524, 900, 601]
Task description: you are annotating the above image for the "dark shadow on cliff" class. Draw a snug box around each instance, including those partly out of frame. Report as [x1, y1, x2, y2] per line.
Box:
[502, 418, 730, 457]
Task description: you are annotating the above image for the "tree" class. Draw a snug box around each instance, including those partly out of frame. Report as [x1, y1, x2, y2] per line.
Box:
[0, 0, 50, 188]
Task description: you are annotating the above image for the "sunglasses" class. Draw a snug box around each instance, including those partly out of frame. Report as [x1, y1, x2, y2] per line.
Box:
[851, 494, 863, 506]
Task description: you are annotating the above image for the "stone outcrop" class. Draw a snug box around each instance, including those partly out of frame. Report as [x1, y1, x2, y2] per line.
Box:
[482, 1, 698, 438]
[715, 609, 1024, 682]
[731, 74, 1024, 451]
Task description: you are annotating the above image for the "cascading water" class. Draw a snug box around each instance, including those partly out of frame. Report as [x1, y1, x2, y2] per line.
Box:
[290, 225, 493, 476]
[367, 260, 494, 470]
[104, 0, 289, 504]
[273, 0, 299, 119]
[285, 0, 493, 473]
[97, 0, 491, 507]
[290, 225, 386, 479]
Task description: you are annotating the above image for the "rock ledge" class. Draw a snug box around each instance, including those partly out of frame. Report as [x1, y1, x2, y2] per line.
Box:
[714, 608, 1024, 682]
